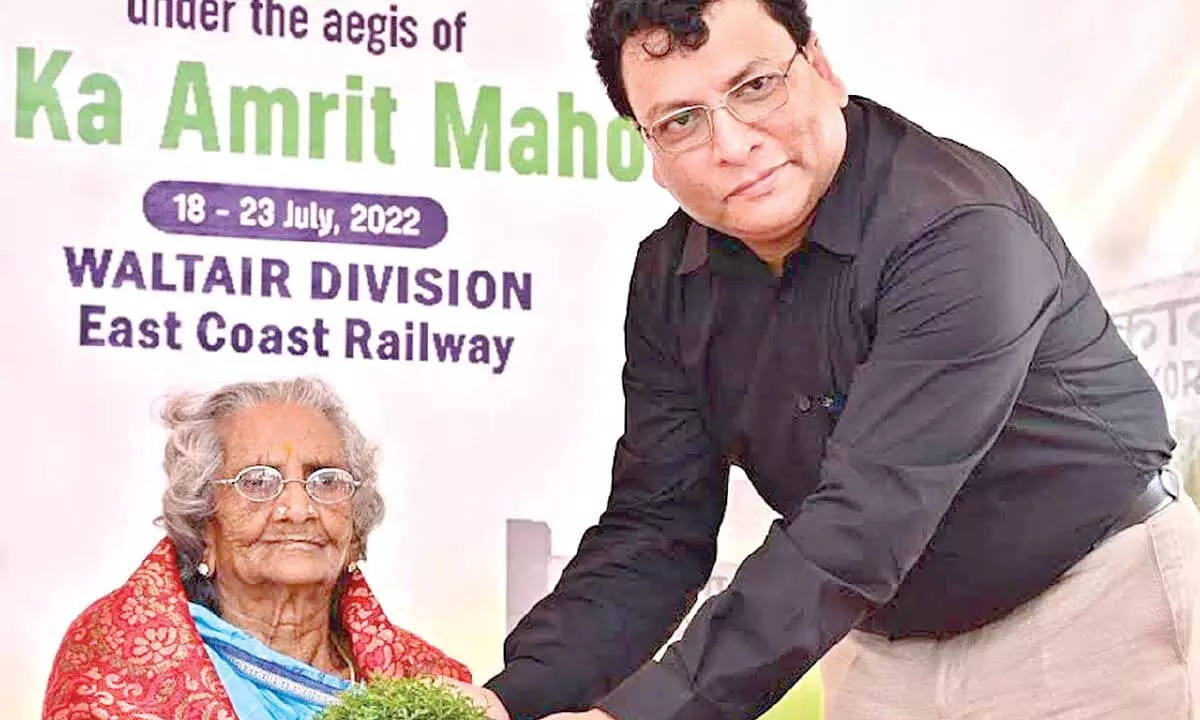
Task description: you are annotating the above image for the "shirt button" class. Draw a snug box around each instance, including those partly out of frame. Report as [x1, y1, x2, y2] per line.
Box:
[795, 395, 813, 414]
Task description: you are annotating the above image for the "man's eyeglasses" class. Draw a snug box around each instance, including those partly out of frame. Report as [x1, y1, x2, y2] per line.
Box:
[215, 465, 360, 505]
[642, 47, 805, 155]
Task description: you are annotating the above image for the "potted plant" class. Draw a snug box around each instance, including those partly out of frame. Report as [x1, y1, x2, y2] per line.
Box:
[315, 676, 489, 720]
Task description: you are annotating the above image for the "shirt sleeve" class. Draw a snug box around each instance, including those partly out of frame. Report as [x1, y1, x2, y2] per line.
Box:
[484, 239, 729, 720]
[593, 205, 1064, 720]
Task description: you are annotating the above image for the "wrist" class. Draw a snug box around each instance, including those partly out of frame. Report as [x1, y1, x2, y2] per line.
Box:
[482, 687, 511, 720]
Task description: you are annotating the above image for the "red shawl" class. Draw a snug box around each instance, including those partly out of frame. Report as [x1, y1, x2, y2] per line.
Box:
[43, 538, 471, 719]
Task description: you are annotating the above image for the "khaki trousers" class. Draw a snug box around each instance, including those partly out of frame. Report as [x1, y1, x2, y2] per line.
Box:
[821, 497, 1200, 719]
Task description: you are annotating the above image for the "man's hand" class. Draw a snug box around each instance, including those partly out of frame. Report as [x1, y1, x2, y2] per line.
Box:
[432, 679, 617, 720]
[433, 677, 511, 720]
[543, 710, 617, 720]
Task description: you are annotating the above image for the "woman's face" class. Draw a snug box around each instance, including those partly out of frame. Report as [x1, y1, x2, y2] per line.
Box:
[203, 402, 357, 591]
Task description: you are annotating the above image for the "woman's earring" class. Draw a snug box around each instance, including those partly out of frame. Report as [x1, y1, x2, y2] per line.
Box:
[347, 560, 360, 573]
[196, 561, 212, 578]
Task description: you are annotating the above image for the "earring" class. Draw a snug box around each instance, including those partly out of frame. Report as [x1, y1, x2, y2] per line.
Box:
[196, 561, 212, 578]
[347, 560, 360, 573]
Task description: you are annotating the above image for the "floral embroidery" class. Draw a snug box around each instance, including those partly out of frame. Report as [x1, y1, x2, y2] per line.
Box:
[129, 627, 185, 666]
[119, 596, 157, 626]
[43, 538, 471, 719]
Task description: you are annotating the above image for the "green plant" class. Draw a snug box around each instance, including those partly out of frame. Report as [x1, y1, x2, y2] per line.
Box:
[315, 676, 489, 720]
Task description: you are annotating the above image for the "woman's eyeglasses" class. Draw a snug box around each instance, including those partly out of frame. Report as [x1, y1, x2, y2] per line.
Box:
[214, 465, 360, 504]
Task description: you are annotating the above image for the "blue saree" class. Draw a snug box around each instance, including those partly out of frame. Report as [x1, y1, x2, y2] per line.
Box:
[190, 602, 355, 720]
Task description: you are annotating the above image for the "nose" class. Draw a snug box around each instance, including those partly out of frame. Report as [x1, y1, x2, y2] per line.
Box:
[709, 108, 759, 164]
[274, 479, 314, 522]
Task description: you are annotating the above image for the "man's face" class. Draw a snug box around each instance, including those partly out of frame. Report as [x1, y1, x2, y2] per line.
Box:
[621, 0, 850, 251]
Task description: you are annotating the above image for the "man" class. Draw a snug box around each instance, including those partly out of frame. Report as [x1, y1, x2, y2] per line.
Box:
[450, 0, 1200, 718]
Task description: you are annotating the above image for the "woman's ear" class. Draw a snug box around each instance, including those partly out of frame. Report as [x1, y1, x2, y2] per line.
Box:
[198, 524, 216, 573]
[346, 537, 364, 573]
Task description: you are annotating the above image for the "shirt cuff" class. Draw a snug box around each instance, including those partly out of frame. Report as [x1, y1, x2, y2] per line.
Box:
[595, 661, 723, 720]
[484, 661, 562, 720]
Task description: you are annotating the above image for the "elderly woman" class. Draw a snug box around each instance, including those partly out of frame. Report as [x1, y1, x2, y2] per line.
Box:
[43, 377, 470, 720]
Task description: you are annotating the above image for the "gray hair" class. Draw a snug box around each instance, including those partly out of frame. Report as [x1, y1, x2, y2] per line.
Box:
[155, 376, 385, 586]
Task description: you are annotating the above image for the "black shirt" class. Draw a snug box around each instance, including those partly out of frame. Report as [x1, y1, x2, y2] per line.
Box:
[485, 96, 1174, 720]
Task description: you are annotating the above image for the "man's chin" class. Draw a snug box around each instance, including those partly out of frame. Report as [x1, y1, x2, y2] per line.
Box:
[724, 206, 810, 245]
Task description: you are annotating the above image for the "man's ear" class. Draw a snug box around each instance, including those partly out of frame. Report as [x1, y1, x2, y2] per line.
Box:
[805, 33, 849, 108]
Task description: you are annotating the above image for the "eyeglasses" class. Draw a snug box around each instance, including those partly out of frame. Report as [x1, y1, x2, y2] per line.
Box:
[215, 465, 360, 505]
[642, 48, 805, 155]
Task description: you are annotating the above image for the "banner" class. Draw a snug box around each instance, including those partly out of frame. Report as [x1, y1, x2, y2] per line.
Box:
[1, 1, 1197, 718]
[0, 2, 681, 716]
[1108, 274, 1200, 420]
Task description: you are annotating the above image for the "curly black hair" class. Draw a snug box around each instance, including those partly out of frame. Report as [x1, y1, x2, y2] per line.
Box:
[587, 0, 812, 119]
